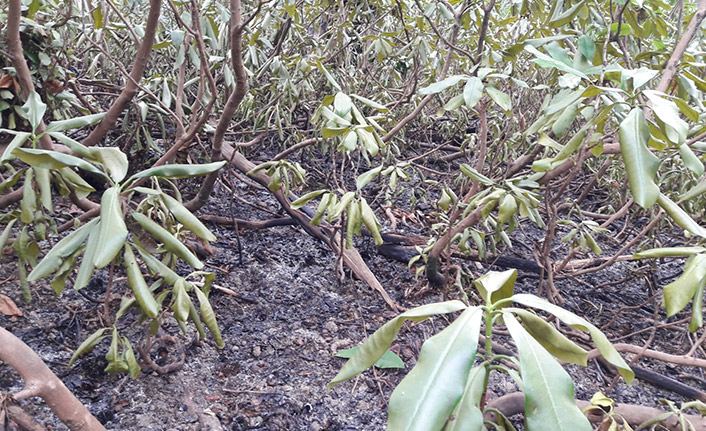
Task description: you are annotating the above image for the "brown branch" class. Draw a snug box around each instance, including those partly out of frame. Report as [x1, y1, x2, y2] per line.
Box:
[81, 0, 162, 147]
[0, 326, 106, 431]
[185, 0, 249, 211]
[221, 143, 400, 311]
[587, 343, 706, 370]
[656, 0, 706, 93]
[7, 0, 53, 150]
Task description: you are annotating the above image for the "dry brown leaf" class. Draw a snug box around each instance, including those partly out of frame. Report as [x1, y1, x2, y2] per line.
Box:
[0, 294, 22, 316]
[0, 74, 16, 90]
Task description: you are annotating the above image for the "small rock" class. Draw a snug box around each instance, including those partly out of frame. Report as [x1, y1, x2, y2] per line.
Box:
[252, 346, 261, 357]
[324, 321, 338, 333]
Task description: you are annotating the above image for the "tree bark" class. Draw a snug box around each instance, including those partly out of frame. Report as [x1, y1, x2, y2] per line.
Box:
[0, 326, 106, 431]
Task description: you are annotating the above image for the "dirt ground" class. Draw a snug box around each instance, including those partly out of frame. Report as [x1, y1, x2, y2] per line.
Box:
[1, 168, 705, 431]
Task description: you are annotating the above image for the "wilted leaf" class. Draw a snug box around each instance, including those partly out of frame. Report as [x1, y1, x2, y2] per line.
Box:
[0, 294, 22, 316]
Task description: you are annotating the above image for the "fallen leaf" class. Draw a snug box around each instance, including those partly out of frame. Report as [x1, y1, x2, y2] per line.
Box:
[0, 294, 22, 316]
[0, 74, 15, 89]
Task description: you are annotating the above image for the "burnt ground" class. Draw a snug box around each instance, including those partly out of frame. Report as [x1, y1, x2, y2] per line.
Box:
[1, 172, 705, 430]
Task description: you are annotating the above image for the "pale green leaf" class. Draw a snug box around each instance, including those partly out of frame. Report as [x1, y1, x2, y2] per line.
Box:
[328, 300, 468, 388]
[505, 312, 591, 431]
[93, 187, 127, 268]
[388, 307, 483, 431]
[618, 108, 660, 209]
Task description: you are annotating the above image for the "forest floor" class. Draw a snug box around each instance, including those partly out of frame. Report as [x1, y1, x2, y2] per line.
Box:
[1, 150, 705, 431]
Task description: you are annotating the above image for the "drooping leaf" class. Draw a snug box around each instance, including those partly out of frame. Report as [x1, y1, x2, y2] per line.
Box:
[663, 254, 706, 317]
[486, 87, 512, 112]
[127, 161, 227, 182]
[644, 90, 688, 146]
[509, 308, 587, 365]
[505, 312, 591, 431]
[88, 147, 129, 183]
[93, 187, 127, 268]
[29, 218, 99, 282]
[511, 294, 634, 383]
[44, 112, 106, 133]
[0, 132, 30, 163]
[193, 285, 225, 348]
[161, 193, 217, 242]
[474, 269, 516, 305]
[68, 327, 109, 367]
[123, 246, 160, 319]
[657, 193, 706, 238]
[131, 212, 203, 269]
[171, 279, 192, 323]
[291, 190, 327, 209]
[335, 348, 404, 369]
[21, 92, 46, 132]
[388, 307, 483, 431]
[328, 300, 468, 388]
[633, 247, 706, 259]
[463, 77, 484, 109]
[419, 75, 467, 95]
[618, 108, 660, 209]
[13, 148, 106, 178]
[444, 364, 488, 431]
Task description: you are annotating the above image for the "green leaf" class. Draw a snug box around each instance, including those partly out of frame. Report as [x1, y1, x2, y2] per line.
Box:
[68, 327, 109, 367]
[419, 75, 467, 95]
[689, 283, 704, 332]
[633, 247, 706, 259]
[93, 187, 127, 268]
[657, 193, 706, 238]
[131, 212, 203, 269]
[193, 284, 225, 348]
[679, 144, 704, 177]
[35, 167, 52, 212]
[356, 166, 383, 190]
[127, 161, 227, 182]
[172, 279, 191, 323]
[123, 338, 141, 378]
[663, 254, 706, 317]
[44, 112, 106, 133]
[291, 190, 327, 209]
[74, 220, 100, 290]
[336, 347, 406, 369]
[497, 194, 518, 225]
[161, 193, 217, 242]
[644, 90, 688, 145]
[350, 94, 388, 112]
[463, 77, 484, 109]
[459, 164, 494, 185]
[21, 92, 46, 132]
[88, 147, 128, 183]
[105, 328, 129, 374]
[92, 4, 104, 28]
[548, 0, 587, 28]
[0, 219, 17, 253]
[13, 148, 106, 178]
[124, 246, 160, 319]
[328, 300, 468, 388]
[504, 312, 592, 431]
[444, 364, 488, 431]
[509, 308, 587, 365]
[21, 168, 36, 224]
[577, 35, 595, 61]
[486, 87, 512, 112]
[511, 294, 634, 383]
[333, 92, 353, 117]
[29, 218, 99, 282]
[360, 198, 383, 245]
[618, 108, 660, 209]
[524, 45, 589, 79]
[0, 132, 30, 163]
[474, 269, 517, 305]
[388, 307, 483, 431]
[137, 247, 180, 285]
